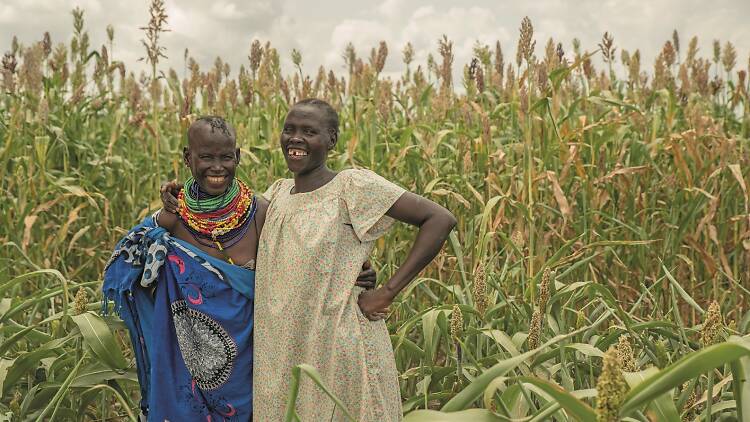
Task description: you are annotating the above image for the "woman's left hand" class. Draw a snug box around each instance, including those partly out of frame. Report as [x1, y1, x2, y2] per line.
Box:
[355, 260, 377, 289]
[357, 287, 394, 321]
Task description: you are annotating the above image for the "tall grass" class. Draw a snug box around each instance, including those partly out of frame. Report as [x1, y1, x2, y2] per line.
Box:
[1, 5, 749, 421]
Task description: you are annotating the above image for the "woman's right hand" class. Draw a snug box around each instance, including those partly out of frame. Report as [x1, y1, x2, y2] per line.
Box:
[160, 180, 182, 213]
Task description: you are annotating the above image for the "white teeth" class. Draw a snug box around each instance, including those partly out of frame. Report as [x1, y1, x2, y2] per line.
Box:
[288, 149, 308, 157]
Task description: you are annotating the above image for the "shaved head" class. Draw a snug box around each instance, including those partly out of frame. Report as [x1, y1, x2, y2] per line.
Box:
[187, 116, 236, 148]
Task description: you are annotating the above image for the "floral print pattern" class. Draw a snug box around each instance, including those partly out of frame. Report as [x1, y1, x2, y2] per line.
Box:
[253, 169, 406, 421]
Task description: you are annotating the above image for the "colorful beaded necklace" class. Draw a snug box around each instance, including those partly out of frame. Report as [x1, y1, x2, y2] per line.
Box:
[176, 177, 257, 263]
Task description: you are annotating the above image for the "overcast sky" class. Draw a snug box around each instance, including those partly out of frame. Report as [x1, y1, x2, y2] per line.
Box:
[2, 0, 749, 81]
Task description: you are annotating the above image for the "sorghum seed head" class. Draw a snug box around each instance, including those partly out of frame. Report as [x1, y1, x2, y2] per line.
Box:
[616, 335, 636, 372]
[662, 41, 676, 67]
[494, 41, 504, 79]
[713, 40, 721, 63]
[527, 309, 543, 350]
[2, 52, 18, 74]
[106, 24, 115, 43]
[682, 382, 697, 419]
[722, 41, 737, 73]
[42, 32, 52, 57]
[654, 341, 669, 368]
[596, 347, 628, 422]
[598, 32, 616, 64]
[374, 41, 388, 74]
[9, 390, 21, 415]
[469, 57, 479, 80]
[402, 42, 414, 66]
[72, 288, 88, 315]
[576, 310, 586, 329]
[450, 304, 463, 339]
[476, 66, 485, 93]
[516, 16, 536, 67]
[38, 97, 49, 125]
[511, 230, 525, 249]
[538, 268, 551, 310]
[700, 301, 723, 347]
[473, 265, 488, 316]
[686, 36, 698, 65]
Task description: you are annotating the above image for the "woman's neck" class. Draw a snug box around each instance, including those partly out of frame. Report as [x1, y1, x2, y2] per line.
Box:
[292, 165, 336, 194]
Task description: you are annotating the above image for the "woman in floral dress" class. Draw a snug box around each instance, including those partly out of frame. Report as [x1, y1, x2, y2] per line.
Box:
[253, 99, 457, 421]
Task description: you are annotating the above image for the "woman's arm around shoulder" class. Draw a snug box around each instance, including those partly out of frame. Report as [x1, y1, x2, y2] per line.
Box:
[254, 195, 269, 237]
[155, 208, 180, 232]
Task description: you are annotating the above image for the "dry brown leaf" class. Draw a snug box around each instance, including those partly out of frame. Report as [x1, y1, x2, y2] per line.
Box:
[598, 165, 649, 182]
[685, 236, 717, 276]
[347, 135, 358, 165]
[728, 164, 747, 197]
[546, 171, 571, 220]
[67, 225, 91, 253]
[22, 215, 38, 251]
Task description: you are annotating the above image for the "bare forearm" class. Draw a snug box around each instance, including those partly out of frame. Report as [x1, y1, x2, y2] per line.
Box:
[382, 214, 455, 298]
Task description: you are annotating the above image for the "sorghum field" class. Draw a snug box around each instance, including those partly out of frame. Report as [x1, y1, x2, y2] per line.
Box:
[2, 3, 750, 421]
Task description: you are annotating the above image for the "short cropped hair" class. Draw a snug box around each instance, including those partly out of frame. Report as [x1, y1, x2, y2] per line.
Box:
[294, 98, 339, 135]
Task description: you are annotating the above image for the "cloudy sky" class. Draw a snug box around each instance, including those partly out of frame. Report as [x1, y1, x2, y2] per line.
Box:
[2, 0, 749, 81]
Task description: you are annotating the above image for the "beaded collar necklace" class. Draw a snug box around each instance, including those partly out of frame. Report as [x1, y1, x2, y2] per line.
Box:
[177, 177, 257, 263]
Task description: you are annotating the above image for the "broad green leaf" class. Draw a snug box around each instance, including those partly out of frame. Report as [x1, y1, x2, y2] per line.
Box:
[71, 363, 138, 387]
[661, 264, 704, 314]
[35, 353, 87, 422]
[284, 364, 357, 422]
[0, 358, 15, 395]
[70, 312, 128, 370]
[517, 377, 596, 422]
[565, 343, 604, 358]
[2, 349, 56, 396]
[404, 409, 503, 422]
[729, 336, 750, 422]
[621, 342, 750, 417]
[623, 367, 680, 422]
[442, 319, 606, 412]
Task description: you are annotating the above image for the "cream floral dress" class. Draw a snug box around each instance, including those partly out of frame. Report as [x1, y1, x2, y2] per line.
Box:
[254, 169, 405, 421]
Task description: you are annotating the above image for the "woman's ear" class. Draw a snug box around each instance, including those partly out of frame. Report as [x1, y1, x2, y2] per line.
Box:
[235, 148, 241, 164]
[183, 147, 190, 167]
[328, 130, 338, 151]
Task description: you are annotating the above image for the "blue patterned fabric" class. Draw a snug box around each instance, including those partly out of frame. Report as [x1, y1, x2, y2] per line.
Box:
[103, 216, 255, 421]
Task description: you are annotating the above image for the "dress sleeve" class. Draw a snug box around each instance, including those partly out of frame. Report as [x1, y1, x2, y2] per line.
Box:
[342, 169, 406, 242]
[261, 179, 285, 202]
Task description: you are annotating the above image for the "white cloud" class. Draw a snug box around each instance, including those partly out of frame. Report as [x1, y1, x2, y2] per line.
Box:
[378, 0, 400, 18]
[0, 4, 17, 23]
[210, 1, 245, 20]
[1, 0, 748, 84]
[325, 19, 391, 69]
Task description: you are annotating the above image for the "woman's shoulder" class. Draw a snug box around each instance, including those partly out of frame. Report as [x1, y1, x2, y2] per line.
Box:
[261, 178, 292, 201]
[339, 168, 398, 188]
[338, 168, 381, 183]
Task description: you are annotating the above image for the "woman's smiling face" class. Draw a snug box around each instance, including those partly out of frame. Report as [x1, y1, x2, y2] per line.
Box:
[280, 104, 336, 175]
[184, 122, 239, 196]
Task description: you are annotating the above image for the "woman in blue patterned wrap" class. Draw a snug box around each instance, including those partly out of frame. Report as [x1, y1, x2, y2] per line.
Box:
[102, 116, 375, 421]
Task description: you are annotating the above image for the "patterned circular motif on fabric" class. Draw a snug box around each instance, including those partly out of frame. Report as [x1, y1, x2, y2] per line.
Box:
[171, 300, 237, 390]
